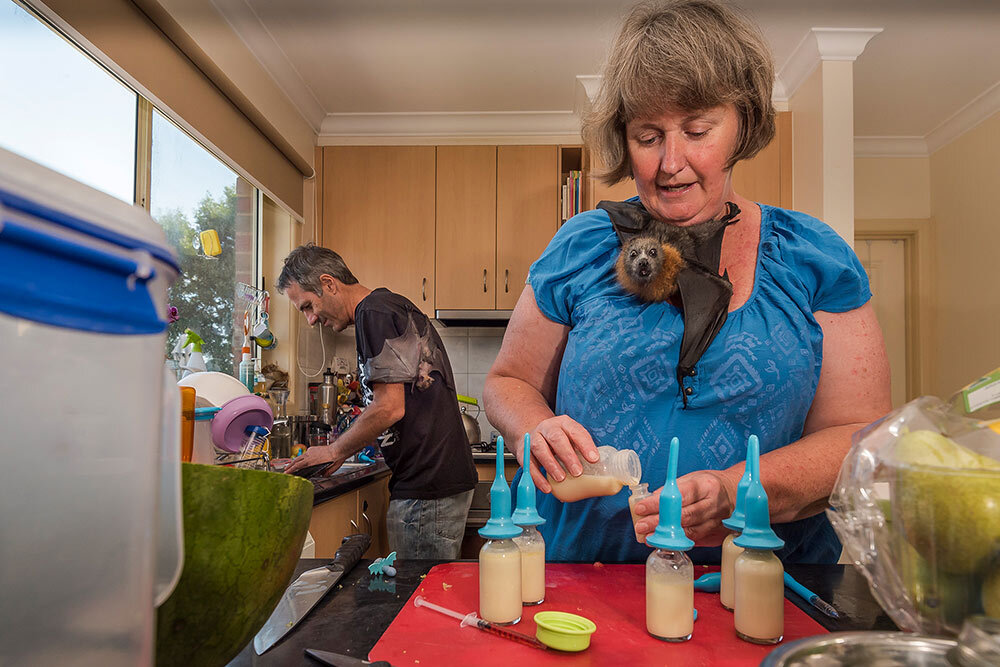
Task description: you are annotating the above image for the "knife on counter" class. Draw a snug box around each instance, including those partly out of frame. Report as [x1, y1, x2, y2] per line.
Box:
[304, 648, 392, 666]
[254, 533, 372, 655]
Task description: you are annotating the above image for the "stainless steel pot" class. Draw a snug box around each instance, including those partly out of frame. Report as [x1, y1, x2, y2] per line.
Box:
[458, 395, 481, 445]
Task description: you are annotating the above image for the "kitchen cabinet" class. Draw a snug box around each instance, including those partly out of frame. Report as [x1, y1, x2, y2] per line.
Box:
[586, 110, 793, 209]
[435, 146, 497, 309]
[309, 474, 390, 558]
[435, 145, 558, 310]
[321, 146, 436, 317]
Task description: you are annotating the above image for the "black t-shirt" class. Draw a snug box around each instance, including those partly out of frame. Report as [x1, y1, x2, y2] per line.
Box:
[354, 288, 477, 500]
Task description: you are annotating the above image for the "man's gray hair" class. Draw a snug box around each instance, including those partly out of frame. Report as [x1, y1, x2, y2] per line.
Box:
[275, 243, 358, 295]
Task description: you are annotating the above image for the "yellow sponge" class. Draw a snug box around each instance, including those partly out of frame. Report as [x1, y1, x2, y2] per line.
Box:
[200, 229, 221, 256]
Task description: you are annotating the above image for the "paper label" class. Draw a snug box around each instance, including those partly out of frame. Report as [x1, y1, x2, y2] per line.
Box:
[964, 369, 1000, 413]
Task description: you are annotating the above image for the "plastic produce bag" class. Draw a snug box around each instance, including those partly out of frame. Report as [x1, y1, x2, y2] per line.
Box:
[828, 369, 1000, 636]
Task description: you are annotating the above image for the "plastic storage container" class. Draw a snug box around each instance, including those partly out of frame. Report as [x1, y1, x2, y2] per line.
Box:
[548, 445, 642, 502]
[0, 148, 183, 665]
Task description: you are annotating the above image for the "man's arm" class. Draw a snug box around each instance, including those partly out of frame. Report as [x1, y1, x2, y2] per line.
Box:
[284, 382, 405, 475]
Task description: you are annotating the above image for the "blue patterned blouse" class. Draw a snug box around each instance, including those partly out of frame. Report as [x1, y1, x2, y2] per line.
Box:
[524, 202, 871, 564]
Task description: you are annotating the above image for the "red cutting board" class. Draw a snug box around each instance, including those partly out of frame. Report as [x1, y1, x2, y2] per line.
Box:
[370, 563, 828, 667]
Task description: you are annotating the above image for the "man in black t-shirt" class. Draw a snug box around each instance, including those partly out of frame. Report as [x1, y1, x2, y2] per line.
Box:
[278, 244, 476, 559]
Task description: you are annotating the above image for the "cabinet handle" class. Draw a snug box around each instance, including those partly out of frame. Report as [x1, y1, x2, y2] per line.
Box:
[362, 511, 372, 535]
[350, 518, 360, 534]
[504, 269, 509, 293]
[422, 277, 427, 301]
[483, 269, 487, 293]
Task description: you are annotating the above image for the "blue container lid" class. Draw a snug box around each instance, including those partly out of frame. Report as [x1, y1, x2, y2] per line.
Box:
[722, 435, 759, 532]
[646, 437, 694, 552]
[478, 436, 522, 540]
[733, 435, 785, 551]
[512, 433, 545, 527]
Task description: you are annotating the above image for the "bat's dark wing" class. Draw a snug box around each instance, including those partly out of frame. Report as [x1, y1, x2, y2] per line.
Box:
[598, 200, 740, 408]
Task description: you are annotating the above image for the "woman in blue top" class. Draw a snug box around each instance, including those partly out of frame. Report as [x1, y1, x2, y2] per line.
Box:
[483, 0, 891, 564]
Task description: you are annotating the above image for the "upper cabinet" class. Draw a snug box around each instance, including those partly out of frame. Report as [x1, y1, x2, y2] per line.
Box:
[320, 146, 436, 317]
[435, 145, 558, 311]
[435, 146, 498, 310]
[496, 145, 558, 310]
[586, 110, 792, 210]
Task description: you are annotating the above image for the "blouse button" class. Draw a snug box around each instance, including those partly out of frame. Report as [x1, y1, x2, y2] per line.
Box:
[688, 368, 697, 377]
[684, 387, 694, 396]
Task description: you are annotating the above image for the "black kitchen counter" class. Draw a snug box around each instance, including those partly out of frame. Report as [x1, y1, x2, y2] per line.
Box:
[228, 560, 896, 666]
[310, 461, 390, 506]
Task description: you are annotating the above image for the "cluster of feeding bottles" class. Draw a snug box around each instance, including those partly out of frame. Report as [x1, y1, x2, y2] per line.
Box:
[477, 433, 785, 645]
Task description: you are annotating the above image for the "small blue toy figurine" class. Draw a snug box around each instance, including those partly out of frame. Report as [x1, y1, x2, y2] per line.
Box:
[368, 551, 397, 577]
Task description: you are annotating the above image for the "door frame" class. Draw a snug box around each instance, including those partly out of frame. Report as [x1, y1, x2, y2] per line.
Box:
[855, 218, 934, 401]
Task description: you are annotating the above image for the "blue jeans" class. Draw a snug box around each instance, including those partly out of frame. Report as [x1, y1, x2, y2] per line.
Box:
[386, 490, 473, 559]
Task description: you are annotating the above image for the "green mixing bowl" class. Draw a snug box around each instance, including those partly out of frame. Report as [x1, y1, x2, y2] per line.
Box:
[156, 463, 313, 667]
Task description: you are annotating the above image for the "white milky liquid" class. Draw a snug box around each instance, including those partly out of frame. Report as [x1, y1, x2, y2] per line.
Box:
[628, 493, 646, 542]
[734, 550, 784, 643]
[646, 570, 694, 641]
[720, 533, 742, 610]
[479, 545, 522, 625]
[549, 474, 623, 502]
[518, 546, 545, 604]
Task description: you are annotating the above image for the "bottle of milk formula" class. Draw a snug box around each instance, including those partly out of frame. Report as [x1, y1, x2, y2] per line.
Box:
[732, 435, 785, 645]
[645, 437, 696, 642]
[478, 437, 522, 625]
[720, 435, 759, 611]
[548, 445, 642, 502]
[512, 433, 547, 605]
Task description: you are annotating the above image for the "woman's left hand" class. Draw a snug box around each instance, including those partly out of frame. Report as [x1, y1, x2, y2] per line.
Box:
[632, 470, 738, 546]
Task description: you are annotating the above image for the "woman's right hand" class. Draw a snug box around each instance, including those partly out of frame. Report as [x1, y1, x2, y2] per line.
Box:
[513, 415, 600, 494]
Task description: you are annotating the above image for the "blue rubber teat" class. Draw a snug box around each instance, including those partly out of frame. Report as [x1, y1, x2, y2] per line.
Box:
[733, 435, 785, 551]
[646, 437, 694, 551]
[722, 435, 758, 531]
[511, 433, 545, 527]
[478, 436, 522, 539]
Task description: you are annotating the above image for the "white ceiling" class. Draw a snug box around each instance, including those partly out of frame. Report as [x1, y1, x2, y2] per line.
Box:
[205, 0, 1000, 152]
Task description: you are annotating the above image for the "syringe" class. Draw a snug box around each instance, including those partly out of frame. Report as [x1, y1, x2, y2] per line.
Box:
[413, 596, 547, 650]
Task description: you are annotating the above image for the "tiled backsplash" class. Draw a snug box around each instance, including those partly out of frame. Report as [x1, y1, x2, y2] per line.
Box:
[327, 323, 506, 442]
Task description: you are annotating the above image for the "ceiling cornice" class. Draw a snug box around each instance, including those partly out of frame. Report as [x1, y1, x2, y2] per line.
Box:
[854, 137, 929, 158]
[926, 80, 1000, 155]
[319, 111, 582, 138]
[774, 27, 883, 103]
[209, 0, 325, 132]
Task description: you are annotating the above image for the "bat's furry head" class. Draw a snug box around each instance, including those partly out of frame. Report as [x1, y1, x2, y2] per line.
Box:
[616, 236, 685, 302]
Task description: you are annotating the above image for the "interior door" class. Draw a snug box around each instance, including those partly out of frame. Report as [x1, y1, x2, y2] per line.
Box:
[855, 238, 908, 408]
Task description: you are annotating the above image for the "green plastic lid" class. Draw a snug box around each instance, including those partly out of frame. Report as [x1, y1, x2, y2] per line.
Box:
[533, 611, 596, 652]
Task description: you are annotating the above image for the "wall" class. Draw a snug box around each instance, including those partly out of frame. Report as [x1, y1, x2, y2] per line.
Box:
[261, 195, 302, 409]
[790, 66, 824, 221]
[855, 157, 931, 219]
[325, 324, 506, 442]
[929, 110, 1000, 396]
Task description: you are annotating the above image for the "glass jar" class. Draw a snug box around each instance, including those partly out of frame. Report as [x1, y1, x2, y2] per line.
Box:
[513, 526, 546, 605]
[479, 538, 522, 625]
[720, 532, 743, 611]
[645, 548, 694, 642]
[734, 548, 784, 644]
[628, 483, 651, 542]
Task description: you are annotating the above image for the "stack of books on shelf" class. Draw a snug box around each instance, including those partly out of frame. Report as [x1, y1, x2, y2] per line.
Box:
[561, 170, 582, 222]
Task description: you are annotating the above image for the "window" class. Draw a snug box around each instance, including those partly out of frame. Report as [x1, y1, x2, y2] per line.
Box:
[1, 0, 262, 373]
[0, 0, 136, 202]
[151, 110, 257, 374]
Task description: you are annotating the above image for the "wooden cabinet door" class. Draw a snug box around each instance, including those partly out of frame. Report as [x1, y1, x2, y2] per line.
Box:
[731, 110, 792, 208]
[309, 491, 358, 558]
[321, 146, 436, 316]
[357, 476, 391, 558]
[435, 146, 497, 309]
[496, 146, 558, 310]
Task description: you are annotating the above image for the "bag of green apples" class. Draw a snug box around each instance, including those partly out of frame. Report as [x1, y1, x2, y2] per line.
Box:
[828, 368, 1000, 636]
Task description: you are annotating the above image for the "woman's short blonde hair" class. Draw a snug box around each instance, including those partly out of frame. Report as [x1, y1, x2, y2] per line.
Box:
[583, 0, 775, 185]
